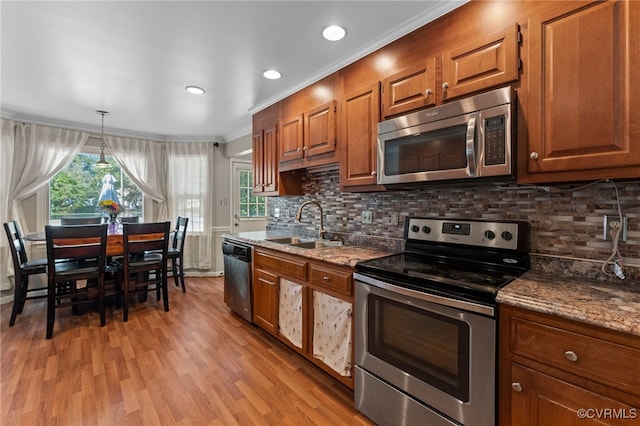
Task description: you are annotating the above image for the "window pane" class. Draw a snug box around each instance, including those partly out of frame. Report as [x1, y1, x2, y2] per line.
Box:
[238, 169, 266, 218]
[50, 153, 143, 222]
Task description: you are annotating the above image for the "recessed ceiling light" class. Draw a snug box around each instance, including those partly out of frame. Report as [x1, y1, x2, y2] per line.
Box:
[185, 86, 206, 95]
[322, 25, 346, 41]
[263, 70, 282, 80]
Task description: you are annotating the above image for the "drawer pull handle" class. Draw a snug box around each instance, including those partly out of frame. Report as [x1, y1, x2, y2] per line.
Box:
[511, 382, 523, 392]
[564, 350, 578, 362]
[323, 276, 330, 281]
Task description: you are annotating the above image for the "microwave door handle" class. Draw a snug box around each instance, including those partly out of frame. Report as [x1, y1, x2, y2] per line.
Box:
[465, 115, 477, 176]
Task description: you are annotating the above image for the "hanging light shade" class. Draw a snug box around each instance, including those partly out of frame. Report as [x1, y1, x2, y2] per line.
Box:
[95, 110, 110, 169]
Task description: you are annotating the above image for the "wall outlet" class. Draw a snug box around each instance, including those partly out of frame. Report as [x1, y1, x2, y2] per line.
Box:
[274, 208, 280, 218]
[603, 215, 628, 241]
[362, 211, 373, 224]
[390, 211, 399, 225]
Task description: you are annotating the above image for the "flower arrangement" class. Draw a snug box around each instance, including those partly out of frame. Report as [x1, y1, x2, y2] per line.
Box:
[99, 199, 123, 215]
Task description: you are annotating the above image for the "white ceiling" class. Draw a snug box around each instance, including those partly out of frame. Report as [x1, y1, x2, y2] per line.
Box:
[1, 1, 466, 142]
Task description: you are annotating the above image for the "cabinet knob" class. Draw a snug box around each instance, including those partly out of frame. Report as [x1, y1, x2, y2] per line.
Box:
[296, 147, 302, 152]
[442, 82, 449, 90]
[511, 382, 523, 392]
[530, 151, 539, 160]
[564, 350, 578, 362]
[302, 146, 308, 150]
[371, 171, 377, 176]
[426, 88, 433, 95]
[322, 276, 330, 281]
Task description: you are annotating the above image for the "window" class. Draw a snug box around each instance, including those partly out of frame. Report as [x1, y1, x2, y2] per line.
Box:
[239, 170, 266, 217]
[49, 153, 143, 222]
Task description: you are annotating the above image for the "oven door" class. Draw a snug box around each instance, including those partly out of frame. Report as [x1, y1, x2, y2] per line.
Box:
[354, 273, 496, 426]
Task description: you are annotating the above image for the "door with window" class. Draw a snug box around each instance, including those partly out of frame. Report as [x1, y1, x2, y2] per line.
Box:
[231, 160, 267, 233]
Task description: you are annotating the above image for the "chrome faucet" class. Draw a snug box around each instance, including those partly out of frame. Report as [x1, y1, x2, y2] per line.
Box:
[295, 200, 326, 239]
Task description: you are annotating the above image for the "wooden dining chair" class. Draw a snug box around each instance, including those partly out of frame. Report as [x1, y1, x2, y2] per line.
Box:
[45, 224, 108, 339]
[119, 216, 140, 224]
[115, 222, 170, 322]
[167, 216, 188, 293]
[3, 221, 48, 326]
[60, 217, 102, 225]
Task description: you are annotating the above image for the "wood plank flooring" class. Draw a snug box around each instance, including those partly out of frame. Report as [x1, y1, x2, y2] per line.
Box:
[1, 277, 374, 425]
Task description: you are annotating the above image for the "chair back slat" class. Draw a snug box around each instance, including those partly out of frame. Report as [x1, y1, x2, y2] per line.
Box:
[60, 217, 102, 225]
[172, 217, 189, 251]
[45, 224, 108, 268]
[4, 221, 28, 265]
[123, 222, 170, 257]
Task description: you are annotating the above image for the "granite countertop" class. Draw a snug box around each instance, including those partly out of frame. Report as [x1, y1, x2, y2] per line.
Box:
[497, 271, 640, 336]
[222, 231, 395, 268]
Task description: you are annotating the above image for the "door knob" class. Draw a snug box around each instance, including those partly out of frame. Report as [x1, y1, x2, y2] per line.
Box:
[511, 382, 523, 392]
[530, 152, 539, 160]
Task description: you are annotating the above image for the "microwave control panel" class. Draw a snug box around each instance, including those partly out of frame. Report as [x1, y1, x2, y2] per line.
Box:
[484, 115, 506, 166]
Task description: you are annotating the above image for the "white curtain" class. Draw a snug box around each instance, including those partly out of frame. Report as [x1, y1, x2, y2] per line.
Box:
[104, 136, 168, 221]
[165, 141, 214, 270]
[0, 118, 88, 290]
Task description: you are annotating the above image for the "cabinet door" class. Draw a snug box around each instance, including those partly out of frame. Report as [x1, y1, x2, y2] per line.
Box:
[510, 364, 638, 426]
[340, 83, 382, 189]
[252, 129, 265, 194]
[527, 1, 640, 176]
[382, 59, 437, 118]
[312, 291, 352, 377]
[262, 122, 278, 193]
[280, 114, 304, 162]
[253, 268, 279, 334]
[278, 278, 304, 350]
[304, 100, 336, 158]
[442, 24, 520, 101]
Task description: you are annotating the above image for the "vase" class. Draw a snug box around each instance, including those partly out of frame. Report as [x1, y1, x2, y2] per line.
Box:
[108, 213, 119, 234]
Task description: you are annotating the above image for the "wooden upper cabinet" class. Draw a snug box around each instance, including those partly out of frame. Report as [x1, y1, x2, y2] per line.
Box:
[279, 103, 337, 164]
[340, 82, 383, 190]
[252, 104, 302, 196]
[525, 0, 640, 181]
[442, 24, 520, 101]
[382, 59, 436, 118]
[305, 101, 336, 158]
[279, 113, 304, 162]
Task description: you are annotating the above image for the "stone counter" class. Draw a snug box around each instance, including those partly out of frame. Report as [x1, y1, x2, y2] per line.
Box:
[497, 272, 640, 337]
[222, 231, 395, 268]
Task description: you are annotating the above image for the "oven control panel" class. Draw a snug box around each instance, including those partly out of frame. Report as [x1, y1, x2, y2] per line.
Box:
[405, 217, 525, 251]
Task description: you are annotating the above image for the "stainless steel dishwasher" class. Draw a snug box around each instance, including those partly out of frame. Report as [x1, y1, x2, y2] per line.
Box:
[222, 239, 253, 323]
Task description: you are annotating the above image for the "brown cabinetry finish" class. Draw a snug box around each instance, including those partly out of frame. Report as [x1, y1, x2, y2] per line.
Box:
[252, 248, 354, 389]
[499, 304, 640, 425]
[525, 0, 640, 182]
[442, 24, 520, 101]
[382, 59, 437, 118]
[252, 104, 302, 196]
[253, 268, 279, 334]
[340, 82, 383, 190]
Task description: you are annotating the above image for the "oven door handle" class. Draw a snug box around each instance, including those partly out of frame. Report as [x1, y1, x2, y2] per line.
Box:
[465, 115, 477, 177]
[354, 272, 495, 317]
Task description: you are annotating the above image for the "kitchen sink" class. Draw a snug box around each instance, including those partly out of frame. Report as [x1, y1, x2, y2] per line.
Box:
[265, 236, 342, 249]
[265, 236, 315, 245]
[289, 240, 343, 249]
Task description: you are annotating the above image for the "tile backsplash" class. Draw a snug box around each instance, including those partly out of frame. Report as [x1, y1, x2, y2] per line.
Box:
[267, 168, 640, 281]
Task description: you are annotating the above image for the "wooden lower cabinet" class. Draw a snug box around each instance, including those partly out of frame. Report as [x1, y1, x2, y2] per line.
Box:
[253, 248, 354, 389]
[499, 304, 640, 425]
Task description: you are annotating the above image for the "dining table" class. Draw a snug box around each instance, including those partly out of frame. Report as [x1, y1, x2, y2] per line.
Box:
[25, 230, 165, 257]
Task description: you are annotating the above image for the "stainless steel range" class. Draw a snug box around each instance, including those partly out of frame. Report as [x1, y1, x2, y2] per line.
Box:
[354, 217, 529, 426]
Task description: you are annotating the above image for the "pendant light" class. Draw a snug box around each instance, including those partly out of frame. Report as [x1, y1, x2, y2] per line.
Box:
[95, 110, 110, 169]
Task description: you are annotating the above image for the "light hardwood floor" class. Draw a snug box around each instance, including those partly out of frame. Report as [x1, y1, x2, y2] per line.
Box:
[1, 277, 374, 425]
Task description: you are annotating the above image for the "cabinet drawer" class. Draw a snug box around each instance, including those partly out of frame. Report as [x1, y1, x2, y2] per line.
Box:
[254, 251, 307, 280]
[309, 264, 352, 295]
[511, 317, 640, 395]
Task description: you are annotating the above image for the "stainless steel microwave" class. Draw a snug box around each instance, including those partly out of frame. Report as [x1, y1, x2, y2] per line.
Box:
[377, 86, 515, 186]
